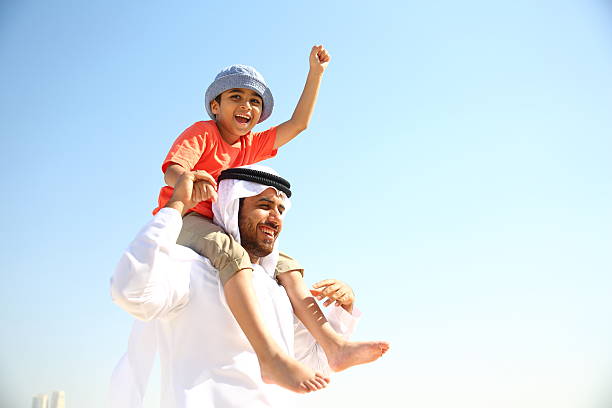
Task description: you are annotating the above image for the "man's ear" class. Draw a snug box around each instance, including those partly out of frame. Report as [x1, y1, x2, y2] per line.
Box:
[210, 99, 220, 116]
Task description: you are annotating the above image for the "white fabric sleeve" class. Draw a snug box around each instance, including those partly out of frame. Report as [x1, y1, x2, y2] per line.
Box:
[109, 320, 157, 408]
[110, 208, 192, 321]
[292, 305, 362, 376]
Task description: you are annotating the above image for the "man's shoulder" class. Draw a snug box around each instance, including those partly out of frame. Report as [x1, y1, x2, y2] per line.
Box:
[173, 243, 216, 267]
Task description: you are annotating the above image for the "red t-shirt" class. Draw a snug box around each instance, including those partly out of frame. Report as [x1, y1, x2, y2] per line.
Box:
[153, 120, 278, 218]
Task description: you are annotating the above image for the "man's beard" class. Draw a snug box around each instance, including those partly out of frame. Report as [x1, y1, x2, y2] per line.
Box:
[238, 216, 275, 259]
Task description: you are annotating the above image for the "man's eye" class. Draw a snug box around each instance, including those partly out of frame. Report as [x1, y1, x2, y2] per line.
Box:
[251, 99, 261, 105]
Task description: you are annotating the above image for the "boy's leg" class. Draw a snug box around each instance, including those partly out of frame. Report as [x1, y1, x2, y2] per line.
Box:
[275, 251, 304, 279]
[178, 213, 252, 285]
[177, 213, 329, 393]
[224, 269, 329, 392]
[277, 270, 389, 373]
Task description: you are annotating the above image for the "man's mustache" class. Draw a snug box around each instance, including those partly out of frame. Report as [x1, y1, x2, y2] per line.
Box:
[261, 221, 279, 232]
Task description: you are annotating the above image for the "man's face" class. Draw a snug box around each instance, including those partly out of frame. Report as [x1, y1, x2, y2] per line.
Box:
[238, 188, 285, 262]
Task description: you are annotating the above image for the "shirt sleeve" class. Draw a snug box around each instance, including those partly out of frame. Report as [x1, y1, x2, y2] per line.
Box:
[162, 122, 209, 173]
[245, 126, 279, 164]
[110, 208, 192, 321]
[292, 305, 362, 375]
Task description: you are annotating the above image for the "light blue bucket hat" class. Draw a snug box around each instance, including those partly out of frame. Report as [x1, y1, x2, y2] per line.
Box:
[204, 65, 274, 123]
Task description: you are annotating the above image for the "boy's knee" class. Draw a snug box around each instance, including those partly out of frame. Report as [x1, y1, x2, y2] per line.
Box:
[275, 252, 304, 278]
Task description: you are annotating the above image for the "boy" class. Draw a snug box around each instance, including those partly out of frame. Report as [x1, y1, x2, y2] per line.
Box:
[153, 45, 389, 394]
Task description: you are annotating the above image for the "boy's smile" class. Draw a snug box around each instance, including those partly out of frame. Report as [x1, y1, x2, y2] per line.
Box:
[211, 88, 263, 144]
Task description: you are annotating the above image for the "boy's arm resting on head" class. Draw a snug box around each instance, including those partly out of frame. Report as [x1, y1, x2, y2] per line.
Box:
[274, 45, 331, 149]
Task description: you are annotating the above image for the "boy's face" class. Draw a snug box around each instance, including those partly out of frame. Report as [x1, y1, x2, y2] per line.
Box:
[210, 88, 263, 139]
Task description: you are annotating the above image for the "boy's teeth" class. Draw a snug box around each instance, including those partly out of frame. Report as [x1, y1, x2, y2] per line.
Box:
[235, 115, 250, 124]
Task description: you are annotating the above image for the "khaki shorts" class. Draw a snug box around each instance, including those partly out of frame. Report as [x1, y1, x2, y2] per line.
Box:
[177, 212, 303, 285]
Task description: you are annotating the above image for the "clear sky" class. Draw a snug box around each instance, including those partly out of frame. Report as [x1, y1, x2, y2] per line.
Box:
[1, 1, 611, 407]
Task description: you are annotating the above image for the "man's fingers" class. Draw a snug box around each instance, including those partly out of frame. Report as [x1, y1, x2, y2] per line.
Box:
[192, 182, 203, 202]
[312, 279, 336, 289]
[310, 289, 328, 302]
[191, 180, 219, 203]
[192, 170, 217, 187]
[204, 184, 217, 201]
[331, 289, 346, 302]
[198, 183, 208, 202]
[210, 187, 218, 201]
[321, 283, 340, 297]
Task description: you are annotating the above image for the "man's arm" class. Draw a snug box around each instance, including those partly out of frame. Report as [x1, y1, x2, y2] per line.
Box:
[110, 208, 191, 321]
[164, 165, 218, 208]
[274, 45, 331, 149]
[110, 171, 212, 320]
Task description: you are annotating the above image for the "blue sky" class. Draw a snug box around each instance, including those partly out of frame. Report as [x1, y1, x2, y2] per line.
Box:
[1, 1, 611, 407]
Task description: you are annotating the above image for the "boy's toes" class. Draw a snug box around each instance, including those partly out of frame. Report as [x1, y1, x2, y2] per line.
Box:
[314, 377, 328, 389]
[315, 372, 330, 383]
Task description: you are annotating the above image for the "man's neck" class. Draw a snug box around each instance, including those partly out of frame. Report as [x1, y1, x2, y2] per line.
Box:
[248, 253, 260, 264]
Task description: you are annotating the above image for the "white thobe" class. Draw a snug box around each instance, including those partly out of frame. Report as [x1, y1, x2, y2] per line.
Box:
[110, 208, 360, 408]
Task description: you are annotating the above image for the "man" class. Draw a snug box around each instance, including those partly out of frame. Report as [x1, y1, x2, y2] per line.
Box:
[110, 165, 362, 408]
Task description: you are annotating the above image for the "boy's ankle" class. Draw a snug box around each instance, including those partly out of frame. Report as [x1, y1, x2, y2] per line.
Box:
[320, 336, 348, 356]
[256, 347, 286, 365]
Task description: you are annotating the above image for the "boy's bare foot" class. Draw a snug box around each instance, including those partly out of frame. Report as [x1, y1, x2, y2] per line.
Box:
[260, 352, 330, 393]
[327, 340, 390, 373]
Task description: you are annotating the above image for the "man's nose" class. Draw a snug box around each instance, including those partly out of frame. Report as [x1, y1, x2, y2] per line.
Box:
[268, 207, 281, 222]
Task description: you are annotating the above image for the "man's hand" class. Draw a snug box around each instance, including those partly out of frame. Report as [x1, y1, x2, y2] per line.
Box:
[311, 279, 355, 313]
[192, 177, 218, 203]
[309, 45, 331, 75]
[165, 170, 217, 215]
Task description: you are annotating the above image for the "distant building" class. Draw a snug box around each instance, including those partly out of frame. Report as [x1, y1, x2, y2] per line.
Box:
[31, 393, 48, 408]
[32, 390, 65, 408]
[49, 390, 65, 408]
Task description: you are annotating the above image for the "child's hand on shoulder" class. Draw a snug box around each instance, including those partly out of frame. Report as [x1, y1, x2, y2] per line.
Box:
[309, 45, 331, 75]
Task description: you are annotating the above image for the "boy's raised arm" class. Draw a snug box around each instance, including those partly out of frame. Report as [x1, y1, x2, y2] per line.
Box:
[274, 45, 331, 149]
